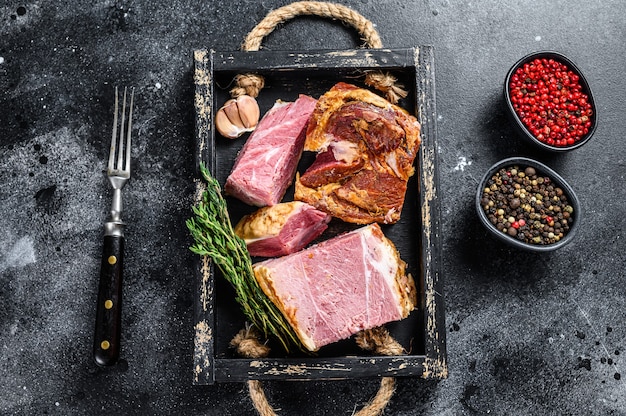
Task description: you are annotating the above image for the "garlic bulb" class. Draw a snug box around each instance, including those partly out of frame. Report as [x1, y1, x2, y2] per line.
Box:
[215, 95, 260, 139]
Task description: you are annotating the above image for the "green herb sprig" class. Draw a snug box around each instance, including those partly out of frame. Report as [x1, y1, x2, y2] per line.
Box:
[186, 163, 304, 353]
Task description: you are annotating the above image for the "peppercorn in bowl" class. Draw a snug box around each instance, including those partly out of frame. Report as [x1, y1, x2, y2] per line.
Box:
[476, 157, 581, 251]
[504, 51, 597, 151]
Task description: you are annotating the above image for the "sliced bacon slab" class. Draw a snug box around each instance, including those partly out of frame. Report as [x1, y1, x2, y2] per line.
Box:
[252, 223, 416, 351]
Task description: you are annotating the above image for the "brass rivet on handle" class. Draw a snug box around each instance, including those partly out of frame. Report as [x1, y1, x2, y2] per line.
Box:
[108, 255, 117, 265]
[104, 300, 113, 309]
[101, 340, 111, 350]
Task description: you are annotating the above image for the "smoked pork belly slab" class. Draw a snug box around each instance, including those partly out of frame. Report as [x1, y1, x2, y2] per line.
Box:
[252, 223, 417, 351]
[234, 201, 331, 258]
[224, 94, 318, 207]
[295, 82, 421, 224]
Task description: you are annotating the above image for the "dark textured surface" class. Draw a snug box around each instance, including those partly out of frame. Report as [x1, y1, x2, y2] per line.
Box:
[1, 1, 625, 415]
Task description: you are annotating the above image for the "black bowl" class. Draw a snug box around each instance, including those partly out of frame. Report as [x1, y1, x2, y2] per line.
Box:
[504, 51, 597, 152]
[476, 157, 581, 251]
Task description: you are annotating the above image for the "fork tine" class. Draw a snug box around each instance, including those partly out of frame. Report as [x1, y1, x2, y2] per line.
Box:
[125, 88, 134, 173]
[108, 86, 119, 172]
[117, 87, 127, 171]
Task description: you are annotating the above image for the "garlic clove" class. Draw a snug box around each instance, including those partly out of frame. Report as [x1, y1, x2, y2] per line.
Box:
[215, 106, 245, 139]
[235, 95, 260, 129]
[222, 99, 244, 128]
[215, 95, 261, 139]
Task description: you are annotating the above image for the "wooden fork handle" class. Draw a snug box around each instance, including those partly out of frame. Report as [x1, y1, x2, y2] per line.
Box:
[93, 235, 124, 366]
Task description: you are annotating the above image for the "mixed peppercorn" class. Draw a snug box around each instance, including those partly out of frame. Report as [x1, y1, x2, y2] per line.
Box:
[480, 165, 574, 245]
[509, 57, 593, 147]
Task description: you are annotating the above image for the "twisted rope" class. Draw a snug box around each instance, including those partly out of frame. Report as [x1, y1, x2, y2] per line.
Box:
[231, 326, 404, 416]
[230, 1, 407, 103]
[242, 1, 382, 51]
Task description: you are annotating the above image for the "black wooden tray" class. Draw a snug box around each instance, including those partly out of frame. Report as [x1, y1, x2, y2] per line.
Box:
[192, 47, 446, 385]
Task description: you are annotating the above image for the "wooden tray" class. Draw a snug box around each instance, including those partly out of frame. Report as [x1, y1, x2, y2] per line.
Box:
[192, 47, 446, 385]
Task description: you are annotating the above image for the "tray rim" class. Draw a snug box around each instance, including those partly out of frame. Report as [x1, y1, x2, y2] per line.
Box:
[192, 46, 447, 384]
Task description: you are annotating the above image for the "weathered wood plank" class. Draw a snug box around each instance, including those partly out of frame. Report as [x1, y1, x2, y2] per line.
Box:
[214, 356, 427, 382]
[213, 48, 417, 72]
[192, 49, 216, 385]
[414, 46, 448, 379]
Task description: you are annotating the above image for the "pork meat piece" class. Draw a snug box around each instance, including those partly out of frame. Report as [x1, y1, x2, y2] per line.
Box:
[225, 94, 318, 206]
[234, 201, 331, 258]
[295, 83, 421, 224]
[252, 223, 416, 351]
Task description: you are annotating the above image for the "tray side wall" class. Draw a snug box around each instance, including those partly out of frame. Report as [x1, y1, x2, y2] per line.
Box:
[414, 47, 448, 379]
[192, 49, 217, 385]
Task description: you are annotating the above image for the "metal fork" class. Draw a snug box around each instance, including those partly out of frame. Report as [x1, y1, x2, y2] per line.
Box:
[94, 86, 134, 367]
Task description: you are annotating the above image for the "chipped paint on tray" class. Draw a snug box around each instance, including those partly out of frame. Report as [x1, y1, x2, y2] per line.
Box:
[193, 320, 213, 383]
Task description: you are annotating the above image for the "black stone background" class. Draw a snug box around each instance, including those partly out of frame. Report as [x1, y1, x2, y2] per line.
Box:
[1, 1, 625, 415]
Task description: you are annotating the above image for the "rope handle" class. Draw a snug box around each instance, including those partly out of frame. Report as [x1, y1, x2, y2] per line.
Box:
[229, 1, 407, 103]
[231, 326, 405, 416]
[241, 1, 383, 51]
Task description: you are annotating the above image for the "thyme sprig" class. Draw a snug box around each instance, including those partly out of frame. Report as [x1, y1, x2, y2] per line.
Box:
[186, 163, 304, 353]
